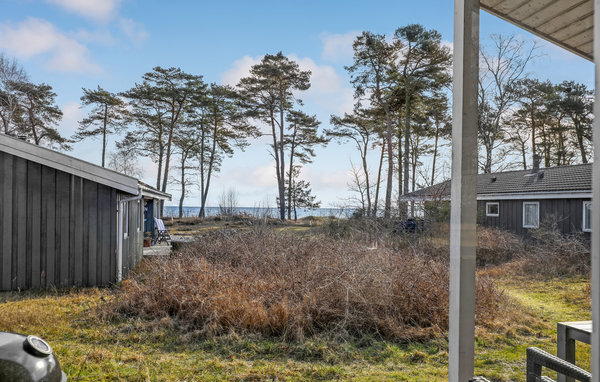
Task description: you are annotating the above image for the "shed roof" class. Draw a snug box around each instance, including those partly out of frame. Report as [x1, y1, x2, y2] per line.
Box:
[0, 134, 139, 195]
[139, 181, 171, 201]
[403, 163, 593, 200]
[481, 0, 593, 61]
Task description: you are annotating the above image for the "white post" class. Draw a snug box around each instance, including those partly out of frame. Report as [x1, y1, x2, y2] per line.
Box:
[449, 0, 479, 380]
[591, 0, 600, 379]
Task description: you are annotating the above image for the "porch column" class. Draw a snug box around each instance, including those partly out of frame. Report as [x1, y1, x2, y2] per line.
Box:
[592, 0, 600, 379]
[449, 0, 479, 381]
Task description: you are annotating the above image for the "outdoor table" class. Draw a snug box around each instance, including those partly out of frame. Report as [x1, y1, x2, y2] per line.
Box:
[557, 320, 591, 382]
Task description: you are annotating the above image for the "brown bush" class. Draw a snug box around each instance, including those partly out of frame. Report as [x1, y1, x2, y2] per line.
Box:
[476, 227, 524, 266]
[509, 227, 590, 277]
[103, 230, 502, 342]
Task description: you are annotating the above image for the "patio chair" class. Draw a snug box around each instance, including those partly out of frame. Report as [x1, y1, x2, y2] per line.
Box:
[153, 217, 172, 245]
[526, 347, 591, 382]
[468, 347, 591, 382]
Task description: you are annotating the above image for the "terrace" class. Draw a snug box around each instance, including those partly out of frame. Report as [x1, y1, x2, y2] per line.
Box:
[450, 0, 599, 380]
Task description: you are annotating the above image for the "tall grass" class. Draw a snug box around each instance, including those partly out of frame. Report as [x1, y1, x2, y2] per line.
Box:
[103, 229, 502, 342]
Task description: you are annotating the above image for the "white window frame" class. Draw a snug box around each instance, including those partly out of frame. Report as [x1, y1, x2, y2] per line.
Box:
[522, 201, 539, 229]
[123, 202, 129, 238]
[583, 201, 592, 232]
[486, 202, 499, 217]
[137, 200, 142, 232]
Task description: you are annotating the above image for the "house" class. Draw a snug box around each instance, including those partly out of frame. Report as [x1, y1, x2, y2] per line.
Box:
[449, 0, 600, 379]
[0, 134, 170, 291]
[402, 163, 593, 236]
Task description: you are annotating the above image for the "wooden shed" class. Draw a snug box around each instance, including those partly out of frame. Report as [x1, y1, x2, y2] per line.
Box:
[402, 163, 594, 237]
[0, 135, 170, 291]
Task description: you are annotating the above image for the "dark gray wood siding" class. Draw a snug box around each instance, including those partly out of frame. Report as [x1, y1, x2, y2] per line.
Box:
[477, 198, 590, 236]
[0, 150, 143, 290]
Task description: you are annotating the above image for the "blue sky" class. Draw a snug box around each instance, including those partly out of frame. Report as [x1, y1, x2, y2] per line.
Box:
[1, 0, 594, 207]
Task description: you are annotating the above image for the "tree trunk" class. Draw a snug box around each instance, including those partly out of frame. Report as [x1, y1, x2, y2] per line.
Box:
[202, 123, 218, 220]
[373, 141, 385, 217]
[383, 106, 394, 219]
[575, 123, 588, 163]
[178, 154, 186, 219]
[278, 98, 286, 221]
[28, 106, 40, 145]
[287, 125, 297, 220]
[397, 116, 403, 215]
[156, 131, 164, 190]
[102, 104, 108, 167]
[199, 127, 206, 218]
[431, 122, 440, 185]
[162, 112, 176, 192]
[530, 103, 536, 168]
[269, 109, 284, 221]
[361, 148, 371, 217]
[403, 88, 411, 196]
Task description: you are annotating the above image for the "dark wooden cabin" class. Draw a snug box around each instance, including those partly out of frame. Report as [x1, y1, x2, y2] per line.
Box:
[0, 135, 170, 291]
[403, 163, 593, 237]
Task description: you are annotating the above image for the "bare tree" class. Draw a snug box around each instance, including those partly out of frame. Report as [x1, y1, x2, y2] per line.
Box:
[328, 107, 382, 217]
[478, 34, 538, 173]
[0, 54, 27, 135]
[108, 132, 143, 178]
[218, 188, 239, 216]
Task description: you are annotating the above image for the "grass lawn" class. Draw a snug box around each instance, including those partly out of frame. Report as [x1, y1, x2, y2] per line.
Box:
[0, 274, 590, 381]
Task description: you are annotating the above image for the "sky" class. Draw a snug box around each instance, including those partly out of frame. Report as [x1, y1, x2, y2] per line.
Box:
[0, 0, 595, 208]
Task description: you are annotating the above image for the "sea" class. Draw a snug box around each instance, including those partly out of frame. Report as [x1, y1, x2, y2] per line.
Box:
[163, 206, 352, 219]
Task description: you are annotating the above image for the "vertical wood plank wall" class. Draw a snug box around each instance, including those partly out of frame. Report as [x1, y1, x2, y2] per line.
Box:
[0, 151, 143, 290]
[477, 199, 589, 236]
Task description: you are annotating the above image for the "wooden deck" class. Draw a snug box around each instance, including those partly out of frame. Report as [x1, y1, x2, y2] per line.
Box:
[142, 243, 171, 257]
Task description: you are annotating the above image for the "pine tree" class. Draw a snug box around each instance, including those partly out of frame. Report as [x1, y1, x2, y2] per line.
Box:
[238, 52, 311, 221]
[74, 86, 129, 167]
[346, 32, 397, 218]
[393, 24, 452, 195]
[14, 81, 68, 149]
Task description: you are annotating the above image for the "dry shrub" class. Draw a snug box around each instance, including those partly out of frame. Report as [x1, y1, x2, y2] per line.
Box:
[476, 227, 523, 266]
[102, 230, 502, 342]
[509, 227, 590, 277]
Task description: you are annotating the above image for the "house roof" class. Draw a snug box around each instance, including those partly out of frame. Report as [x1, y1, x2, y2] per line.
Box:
[0, 134, 139, 195]
[481, 0, 593, 61]
[402, 163, 594, 201]
[139, 181, 171, 201]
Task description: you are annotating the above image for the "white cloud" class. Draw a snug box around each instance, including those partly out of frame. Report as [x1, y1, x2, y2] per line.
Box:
[221, 55, 262, 86]
[221, 54, 354, 115]
[288, 54, 354, 115]
[0, 18, 101, 74]
[119, 18, 148, 44]
[46, 0, 122, 22]
[301, 166, 351, 190]
[59, 101, 82, 135]
[228, 161, 278, 189]
[319, 31, 360, 62]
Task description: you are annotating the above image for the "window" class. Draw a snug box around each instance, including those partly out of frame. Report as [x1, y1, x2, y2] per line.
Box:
[523, 201, 539, 228]
[486, 202, 499, 217]
[583, 201, 592, 232]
